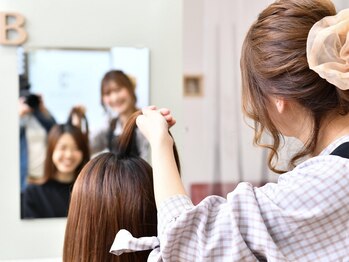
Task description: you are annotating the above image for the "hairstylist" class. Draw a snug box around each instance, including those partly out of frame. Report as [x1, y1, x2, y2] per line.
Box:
[90, 70, 149, 159]
[112, 0, 349, 261]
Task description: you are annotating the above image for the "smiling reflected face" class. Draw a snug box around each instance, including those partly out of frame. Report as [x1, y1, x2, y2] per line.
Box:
[52, 133, 83, 176]
[102, 80, 135, 115]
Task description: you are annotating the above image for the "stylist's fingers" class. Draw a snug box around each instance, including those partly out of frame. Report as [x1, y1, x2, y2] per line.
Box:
[159, 108, 170, 116]
[163, 114, 176, 127]
[141, 107, 154, 117]
[141, 106, 176, 127]
[144, 106, 169, 115]
[167, 118, 176, 128]
[139, 108, 164, 125]
[147, 105, 157, 110]
[137, 108, 172, 146]
[163, 114, 175, 126]
[159, 108, 176, 128]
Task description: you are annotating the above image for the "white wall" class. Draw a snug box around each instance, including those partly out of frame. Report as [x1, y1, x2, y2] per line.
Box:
[332, 0, 349, 10]
[0, 0, 183, 259]
[182, 0, 276, 191]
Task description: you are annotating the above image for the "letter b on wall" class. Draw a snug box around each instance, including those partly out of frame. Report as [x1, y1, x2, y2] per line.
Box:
[0, 12, 27, 45]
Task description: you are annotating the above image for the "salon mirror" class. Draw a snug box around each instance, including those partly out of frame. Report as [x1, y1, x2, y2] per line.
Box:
[19, 46, 150, 219]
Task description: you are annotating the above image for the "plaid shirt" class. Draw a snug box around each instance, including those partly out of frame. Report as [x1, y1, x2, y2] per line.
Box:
[111, 135, 349, 261]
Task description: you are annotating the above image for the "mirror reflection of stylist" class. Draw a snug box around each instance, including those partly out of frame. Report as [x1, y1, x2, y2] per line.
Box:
[19, 75, 56, 192]
[90, 70, 149, 159]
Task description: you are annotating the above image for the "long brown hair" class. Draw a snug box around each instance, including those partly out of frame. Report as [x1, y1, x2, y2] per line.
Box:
[43, 124, 90, 183]
[241, 0, 349, 173]
[63, 111, 181, 261]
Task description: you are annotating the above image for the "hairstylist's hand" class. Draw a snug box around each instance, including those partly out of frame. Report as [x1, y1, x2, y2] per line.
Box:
[138, 107, 186, 206]
[136, 107, 175, 146]
[70, 105, 87, 128]
[159, 108, 176, 128]
[147, 106, 176, 128]
[19, 97, 32, 117]
[37, 95, 50, 116]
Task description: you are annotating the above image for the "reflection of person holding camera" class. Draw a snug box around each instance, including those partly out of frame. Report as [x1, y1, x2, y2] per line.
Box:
[19, 75, 56, 192]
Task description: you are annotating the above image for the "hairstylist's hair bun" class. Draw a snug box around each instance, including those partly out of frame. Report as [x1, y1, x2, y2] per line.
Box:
[117, 110, 181, 174]
[307, 8, 349, 91]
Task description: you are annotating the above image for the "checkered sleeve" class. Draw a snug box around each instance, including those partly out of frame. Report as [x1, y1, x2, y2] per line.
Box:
[153, 155, 349, 261]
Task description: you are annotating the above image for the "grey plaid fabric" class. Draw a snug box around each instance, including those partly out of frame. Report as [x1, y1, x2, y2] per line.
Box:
[111, 135, 349, 261]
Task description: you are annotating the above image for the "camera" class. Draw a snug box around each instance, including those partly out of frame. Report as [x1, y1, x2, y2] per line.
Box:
[19, 75, 41, 110]
[20, 90, 40, 110]
[24, 94, 40, 110]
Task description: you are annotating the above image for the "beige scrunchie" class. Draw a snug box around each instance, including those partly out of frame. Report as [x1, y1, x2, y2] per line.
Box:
[307, 8, 349, 90]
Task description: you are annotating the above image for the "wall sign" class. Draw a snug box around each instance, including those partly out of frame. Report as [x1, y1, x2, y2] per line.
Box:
[0, 12, 27, 45]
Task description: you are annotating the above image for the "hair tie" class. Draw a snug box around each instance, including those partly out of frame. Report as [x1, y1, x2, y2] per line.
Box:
[307, 8, 349, 90]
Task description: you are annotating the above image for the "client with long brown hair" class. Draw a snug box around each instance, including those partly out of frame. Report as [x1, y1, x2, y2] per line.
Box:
[63, 111, 180, 262]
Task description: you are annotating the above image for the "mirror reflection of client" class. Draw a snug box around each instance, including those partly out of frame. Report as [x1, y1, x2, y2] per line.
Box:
[21, 124, 90, 219]
[19, 75, 56, 192]
[90, 70, 149, 160]
[63, 111, 180, 261]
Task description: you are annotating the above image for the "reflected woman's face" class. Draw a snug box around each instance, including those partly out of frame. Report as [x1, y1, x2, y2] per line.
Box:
[102, 81, 134, 115]
[52, 133, 83, 175]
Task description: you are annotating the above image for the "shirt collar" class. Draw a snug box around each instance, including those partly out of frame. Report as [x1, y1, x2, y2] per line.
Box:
[319, 135, 349, 156]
